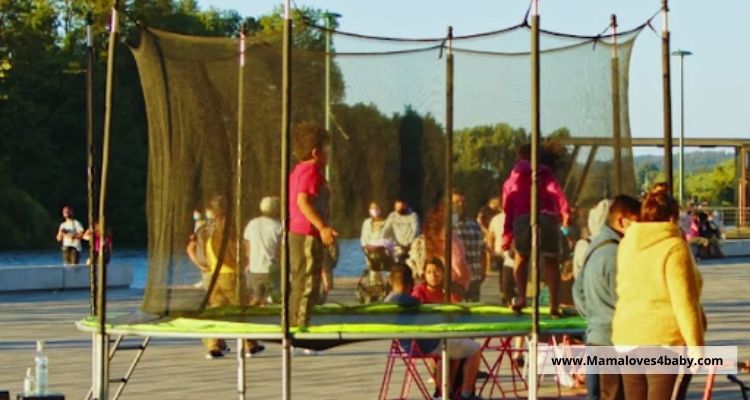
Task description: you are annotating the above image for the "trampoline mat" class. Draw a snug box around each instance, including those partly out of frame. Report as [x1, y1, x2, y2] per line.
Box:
[78, 303, 585, 348]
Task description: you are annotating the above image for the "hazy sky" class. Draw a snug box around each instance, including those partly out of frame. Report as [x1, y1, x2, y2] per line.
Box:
[197, 0, 749, 144]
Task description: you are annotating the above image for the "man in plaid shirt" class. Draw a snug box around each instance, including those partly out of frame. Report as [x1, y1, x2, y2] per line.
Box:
[451, 189, 486, 301]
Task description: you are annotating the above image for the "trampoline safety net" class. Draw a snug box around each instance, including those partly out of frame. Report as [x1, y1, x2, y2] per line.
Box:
[131, 20, 643, 320]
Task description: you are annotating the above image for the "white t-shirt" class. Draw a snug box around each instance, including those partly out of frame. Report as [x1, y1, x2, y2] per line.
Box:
[488, 212, 505, 256]
[243, 216, 282, 274]
[59, 219, 85, 251]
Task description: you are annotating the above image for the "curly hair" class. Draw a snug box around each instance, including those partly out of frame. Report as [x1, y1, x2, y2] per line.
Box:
[641, 183, 679, 222]
[423, 204, 447, 260]
[292, 121, 329, 161]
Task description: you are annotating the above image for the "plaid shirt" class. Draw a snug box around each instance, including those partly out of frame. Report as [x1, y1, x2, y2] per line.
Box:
[453, 219, 485, 282]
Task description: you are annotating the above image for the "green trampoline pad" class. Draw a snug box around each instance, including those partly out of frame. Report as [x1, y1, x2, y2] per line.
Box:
[78, 303, 585, 340]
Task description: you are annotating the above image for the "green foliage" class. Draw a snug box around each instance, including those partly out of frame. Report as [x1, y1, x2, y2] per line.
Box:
[684, 159, 736, 205]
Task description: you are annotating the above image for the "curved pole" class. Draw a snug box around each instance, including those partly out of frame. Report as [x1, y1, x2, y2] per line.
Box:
[528, 1, 541, 399]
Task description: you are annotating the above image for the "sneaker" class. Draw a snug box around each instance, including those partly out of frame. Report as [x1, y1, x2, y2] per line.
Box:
[458, 394, 482, 400]
[205, 350, 224, 359]
[245, 344, 266, 358]
[292, 346, 318, 356]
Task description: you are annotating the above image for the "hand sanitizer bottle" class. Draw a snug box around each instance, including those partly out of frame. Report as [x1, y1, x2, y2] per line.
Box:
[35, 340, 48, 394]
[23, 368, 35, 394]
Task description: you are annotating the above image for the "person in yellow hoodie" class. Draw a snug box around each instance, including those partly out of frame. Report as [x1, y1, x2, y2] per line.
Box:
[611, 183, 705, 400]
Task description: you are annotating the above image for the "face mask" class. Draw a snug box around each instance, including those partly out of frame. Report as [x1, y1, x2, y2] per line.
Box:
[205, 210, 215, 220]
[193, 212, 201, 222]
[369, 208, 380, 218]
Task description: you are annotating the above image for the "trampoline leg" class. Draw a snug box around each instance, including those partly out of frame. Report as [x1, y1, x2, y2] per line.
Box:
[237, 339, 246, 400]
[282, 337, 291, 400]
[441, 339, 449, 400]
[93, 333, 109, 400]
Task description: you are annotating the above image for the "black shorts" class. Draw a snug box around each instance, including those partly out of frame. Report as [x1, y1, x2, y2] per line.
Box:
[512, 213, 561, 258]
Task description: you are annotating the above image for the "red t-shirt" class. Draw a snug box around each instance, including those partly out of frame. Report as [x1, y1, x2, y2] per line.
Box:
[411, 283, 460, 304]
[289, 161, 328, 236]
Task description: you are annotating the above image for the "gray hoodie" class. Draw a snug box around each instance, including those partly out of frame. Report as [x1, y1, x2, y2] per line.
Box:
[572, 224, 622, 345]
[384, 211, 420, 247]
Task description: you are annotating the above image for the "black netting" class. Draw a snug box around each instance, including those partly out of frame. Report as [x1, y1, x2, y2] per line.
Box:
[131, 21, 643, 319]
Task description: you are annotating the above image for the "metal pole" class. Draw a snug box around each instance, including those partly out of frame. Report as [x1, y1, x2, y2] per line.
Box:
[661, 0, 674, 191]
[86, 12, 97, 317]
[95, 3, 118, 399]
[442, 26, 454, 400]
[323, 12, 340, 221]
[280, 2, 293, 400]
[529, 1, 541, 399]
[86, 14, 98, 397]
[237, 338, 246, 400]
[236, 31, 247, 400]
[679, 54, 685, 204]
[610, 15, 623, 195]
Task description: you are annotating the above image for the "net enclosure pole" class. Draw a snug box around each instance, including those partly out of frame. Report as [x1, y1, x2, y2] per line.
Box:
[94, 3, 118, 399]
[442, 25, 454, 400]
[528, 2, 541, 399]
[661, 0, 674, 192]
[86, 12, 98, 399]
[236, 31, 247, 400]
[323, 13, 340, 180]
[671, 49, 692, 205]
[610, 15, 623, 195]
[86, 12, 97, 317]
[280, 1, 293, 400]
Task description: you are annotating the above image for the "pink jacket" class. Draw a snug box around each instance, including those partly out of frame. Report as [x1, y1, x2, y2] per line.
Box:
[501, 160, 570, 237]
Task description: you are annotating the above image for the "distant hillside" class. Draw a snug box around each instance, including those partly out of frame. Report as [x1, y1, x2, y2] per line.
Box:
[634, 151, 733, 173]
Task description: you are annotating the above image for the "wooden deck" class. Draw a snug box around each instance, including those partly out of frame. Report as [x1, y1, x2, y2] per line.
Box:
[0, 258, 748, 399]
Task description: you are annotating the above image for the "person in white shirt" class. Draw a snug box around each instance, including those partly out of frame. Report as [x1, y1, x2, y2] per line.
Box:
[56, 206, 85, 265]
[243, 196, 282, 305]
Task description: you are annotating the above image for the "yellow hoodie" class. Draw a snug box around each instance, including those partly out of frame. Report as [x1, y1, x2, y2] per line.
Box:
[611, 222, 705, 347]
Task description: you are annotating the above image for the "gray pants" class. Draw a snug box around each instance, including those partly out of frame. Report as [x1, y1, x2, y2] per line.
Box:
[289, 233, 323, 327]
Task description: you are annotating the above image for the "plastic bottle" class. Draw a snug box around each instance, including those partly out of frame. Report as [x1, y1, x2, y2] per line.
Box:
[23, 367, 35, 394]
[35, 340, 48, 394]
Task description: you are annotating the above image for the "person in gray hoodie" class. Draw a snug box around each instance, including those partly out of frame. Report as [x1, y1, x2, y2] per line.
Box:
[384, 198, 420, 259]
[572, 194, 641, 400]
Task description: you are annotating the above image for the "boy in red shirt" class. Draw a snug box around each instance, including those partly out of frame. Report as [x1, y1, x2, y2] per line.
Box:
[289, 122, 338, 327]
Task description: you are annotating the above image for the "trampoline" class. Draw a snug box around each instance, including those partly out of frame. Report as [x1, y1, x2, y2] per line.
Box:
[77, 304, 586, 341]
[79, 1, 676, 399]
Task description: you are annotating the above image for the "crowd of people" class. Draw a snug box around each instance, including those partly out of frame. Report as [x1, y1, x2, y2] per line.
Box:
[177, 121, 718, 399]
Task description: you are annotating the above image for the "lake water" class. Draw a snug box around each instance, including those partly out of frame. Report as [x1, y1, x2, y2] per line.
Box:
[0, 239, 367, 289]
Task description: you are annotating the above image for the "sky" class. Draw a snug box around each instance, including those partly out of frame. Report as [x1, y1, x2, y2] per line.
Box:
[196, 0, 749, 147]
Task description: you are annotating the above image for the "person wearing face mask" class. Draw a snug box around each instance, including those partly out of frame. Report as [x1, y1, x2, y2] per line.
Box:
[358, 201, 394, 302]
[451, 189, 486, 302]
[383, 198, 420, 261]
[187, 202, 216, 289]
[360, 201, 387, 246]
[572, 195, 641, 400]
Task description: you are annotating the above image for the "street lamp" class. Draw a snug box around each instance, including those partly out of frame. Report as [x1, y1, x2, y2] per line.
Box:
[672, 48, 692, 205]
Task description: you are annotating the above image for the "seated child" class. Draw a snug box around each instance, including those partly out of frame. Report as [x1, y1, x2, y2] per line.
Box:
[385, 264, 482, 400]
[412, 258, 461, 304]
